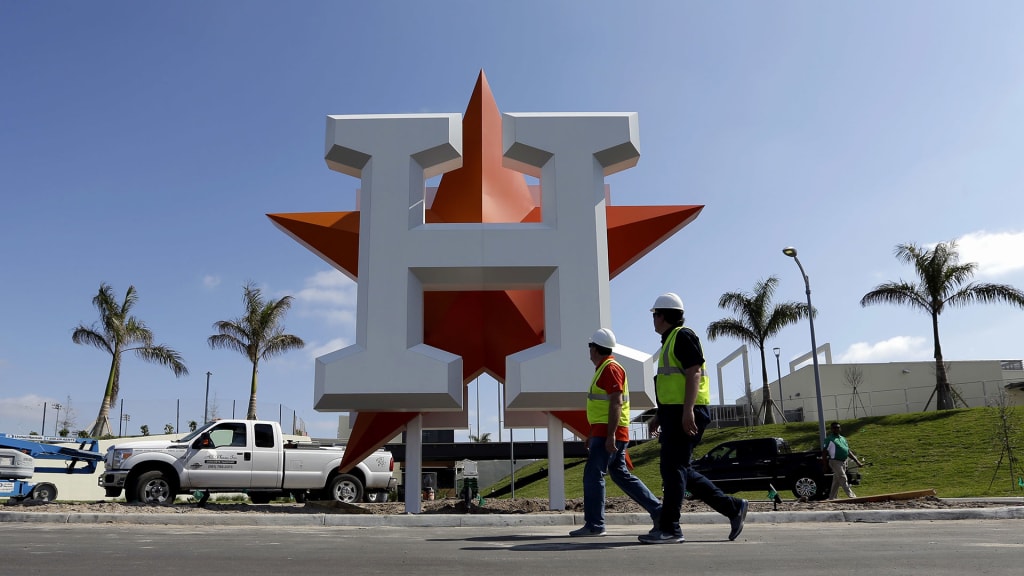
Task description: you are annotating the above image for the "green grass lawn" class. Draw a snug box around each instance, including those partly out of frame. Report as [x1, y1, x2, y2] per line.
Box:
[483, 406, 1024, 501]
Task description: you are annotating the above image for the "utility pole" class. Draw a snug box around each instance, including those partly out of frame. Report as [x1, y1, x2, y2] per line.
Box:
[52, 403, 62, 435]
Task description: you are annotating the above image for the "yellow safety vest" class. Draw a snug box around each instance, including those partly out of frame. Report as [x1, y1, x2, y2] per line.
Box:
[655, 326, 711, 406]
[586, 358, 631, 427]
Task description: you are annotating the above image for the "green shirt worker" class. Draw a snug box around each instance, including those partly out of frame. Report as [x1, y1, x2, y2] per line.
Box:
[823, 422, 864, 500]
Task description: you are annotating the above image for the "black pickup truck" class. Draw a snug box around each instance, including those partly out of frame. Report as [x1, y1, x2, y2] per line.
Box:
[690, 437, 861, 500]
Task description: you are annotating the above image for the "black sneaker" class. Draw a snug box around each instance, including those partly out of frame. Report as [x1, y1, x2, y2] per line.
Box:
[638, 530, 685, 544]
[728, 499, 748, 541]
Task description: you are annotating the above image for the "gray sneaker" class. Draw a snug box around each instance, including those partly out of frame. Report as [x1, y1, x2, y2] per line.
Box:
[638, 530, 685, 544]
[569, 525, 606, 537]
[728, 499, 749, 541]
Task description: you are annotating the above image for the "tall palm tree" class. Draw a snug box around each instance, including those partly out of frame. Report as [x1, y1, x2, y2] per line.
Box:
[208, 282, 305, 420]
[72, 283, 189, 437]
[860, 241, 1024, 410]
[707, 276, 811, 424]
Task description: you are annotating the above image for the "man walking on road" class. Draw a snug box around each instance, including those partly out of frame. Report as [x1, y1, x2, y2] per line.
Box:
[639, 293, 748, 544]
[570, 328, 663, 537]
[823, 422, 864, 500]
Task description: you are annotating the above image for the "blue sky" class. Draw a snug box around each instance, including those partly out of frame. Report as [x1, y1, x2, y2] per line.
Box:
[2, 1, 1023, 439]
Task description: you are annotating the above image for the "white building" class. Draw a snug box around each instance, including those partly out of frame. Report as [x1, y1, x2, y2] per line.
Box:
[738, 355, 1024, 423]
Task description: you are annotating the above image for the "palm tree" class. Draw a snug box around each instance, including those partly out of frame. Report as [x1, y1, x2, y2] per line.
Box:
[208, 282, 305, 420]
[469, 432, 492, 442]
[860, 241, 1024, 410]
[73, 283, 189, 437]
[707, 276, 811, 424]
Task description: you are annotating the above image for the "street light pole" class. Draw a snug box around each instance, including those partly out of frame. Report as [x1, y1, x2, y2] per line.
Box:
[204, 371, 212, 424]
[783, 246, 827, 447]
[52, 403, 62, 436]
[773, 347, 785, 415]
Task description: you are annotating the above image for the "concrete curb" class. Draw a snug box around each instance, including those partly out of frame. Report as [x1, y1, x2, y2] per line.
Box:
[2, 507, 1021, 527]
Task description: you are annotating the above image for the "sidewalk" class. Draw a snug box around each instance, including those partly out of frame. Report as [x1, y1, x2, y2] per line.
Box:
[2, 500, 1022, 528]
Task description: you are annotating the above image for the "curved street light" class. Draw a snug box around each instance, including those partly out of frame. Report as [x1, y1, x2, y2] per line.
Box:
[782, 246, 827, 447]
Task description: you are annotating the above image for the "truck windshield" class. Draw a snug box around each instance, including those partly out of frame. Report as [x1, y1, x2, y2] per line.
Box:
[174, 422, 217, 443]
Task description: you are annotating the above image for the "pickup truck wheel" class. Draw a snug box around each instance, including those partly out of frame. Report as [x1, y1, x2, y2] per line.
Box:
[791, 473, 827, 500]
[328, 474, 364, 503]
[29, 483, 57, 502]
[135, 470, 177, 505]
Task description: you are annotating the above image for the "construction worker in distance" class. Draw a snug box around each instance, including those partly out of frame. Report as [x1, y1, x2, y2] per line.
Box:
[569, 328, 663, 537]
[639, 293, 749, 544]
[823, 421, 864, 500]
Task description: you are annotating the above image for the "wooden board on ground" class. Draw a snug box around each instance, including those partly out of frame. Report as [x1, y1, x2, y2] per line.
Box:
[838, 489, 937, 504]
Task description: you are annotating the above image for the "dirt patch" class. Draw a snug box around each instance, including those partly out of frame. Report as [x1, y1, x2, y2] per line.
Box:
[4, 495, 1016, 515]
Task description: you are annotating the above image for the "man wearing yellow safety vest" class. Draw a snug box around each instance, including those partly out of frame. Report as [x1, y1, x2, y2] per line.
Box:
[569, 328, 663, 537]
[638, 293, 749, 544]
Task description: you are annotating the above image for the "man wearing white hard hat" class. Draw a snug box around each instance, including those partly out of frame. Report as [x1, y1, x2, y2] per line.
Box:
[569, 328, 662, 537]
[638, 293, 749, 544]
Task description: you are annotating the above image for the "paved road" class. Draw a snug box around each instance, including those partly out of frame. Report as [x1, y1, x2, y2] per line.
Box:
[5, 519, 1022, 576]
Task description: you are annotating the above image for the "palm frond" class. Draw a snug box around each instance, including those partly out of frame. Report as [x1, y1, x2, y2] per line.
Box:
[946, 283, 1024, 308]
[208, 332, 251, 356]
[71, 327, 113, 355]
[131, 345, 190, 377]
[860, 282, 931, 312]
[260, 334, 306, 361]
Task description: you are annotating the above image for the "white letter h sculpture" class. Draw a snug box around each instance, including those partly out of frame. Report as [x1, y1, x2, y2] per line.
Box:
[315, 112, 653, 512]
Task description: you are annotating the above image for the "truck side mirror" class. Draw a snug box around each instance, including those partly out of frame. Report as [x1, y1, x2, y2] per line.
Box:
[192, 434, 212, 450]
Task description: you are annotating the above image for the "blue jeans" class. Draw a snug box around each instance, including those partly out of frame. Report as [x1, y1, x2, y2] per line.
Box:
[657, 405, 742, 535]
[583, 436, 662, 530]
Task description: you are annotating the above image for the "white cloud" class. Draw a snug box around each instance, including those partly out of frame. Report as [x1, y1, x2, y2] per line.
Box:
[954, 230, 1024, 278]
[288, 271, 358, 360]
[309, 337, 350, 359]
[295, 270, 357, 316]
[320, 309, 355, 325]
[837, 336, 931, 364]
[0, 394, 53, 432]
[202, 275, 221, 288]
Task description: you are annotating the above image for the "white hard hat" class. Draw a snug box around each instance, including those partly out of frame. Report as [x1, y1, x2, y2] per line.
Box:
[651, 292, 684, 312]
[590, 328, 617, 349]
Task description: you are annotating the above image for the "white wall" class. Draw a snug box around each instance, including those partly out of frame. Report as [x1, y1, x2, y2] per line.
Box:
[740, 359, 1020, 422]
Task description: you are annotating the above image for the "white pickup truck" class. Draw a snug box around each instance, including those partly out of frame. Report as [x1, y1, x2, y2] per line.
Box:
[98, 419, 397, 505]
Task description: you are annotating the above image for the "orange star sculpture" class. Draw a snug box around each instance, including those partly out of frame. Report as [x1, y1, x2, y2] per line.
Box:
[269, 71, 702, 472]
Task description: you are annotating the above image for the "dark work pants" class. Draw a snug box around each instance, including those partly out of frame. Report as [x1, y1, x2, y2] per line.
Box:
[658, 405, 742, 536]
